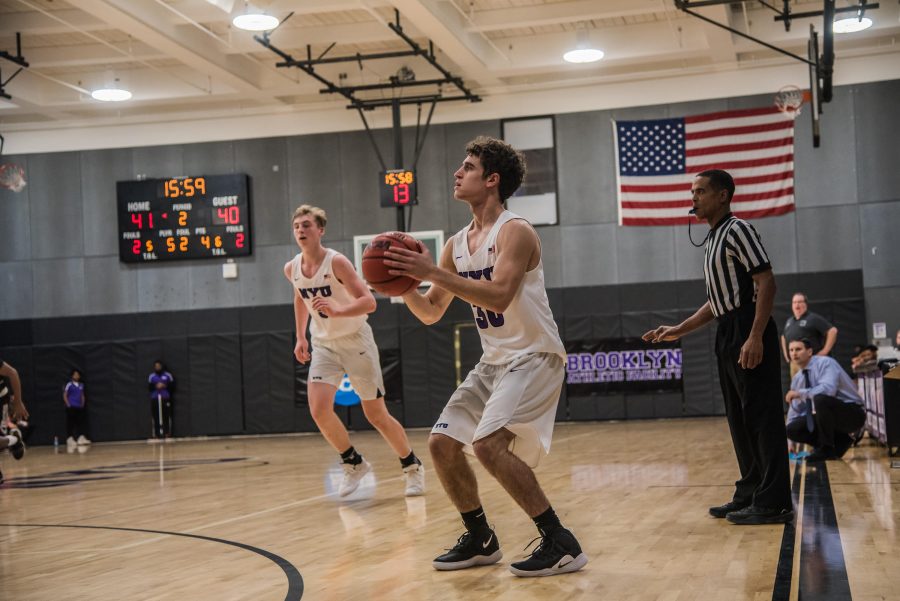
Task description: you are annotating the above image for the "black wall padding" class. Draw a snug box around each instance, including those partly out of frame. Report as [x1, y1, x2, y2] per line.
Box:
[109, 342, 142, 440]
[0, 271, 869, 444]
[241, 331, 304, 433]
[187, 334, 244, 436]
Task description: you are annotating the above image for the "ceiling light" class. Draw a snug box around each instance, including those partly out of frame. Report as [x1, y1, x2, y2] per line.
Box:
[564, 27, 604, 64]
[91, 87, 132, 102]
[564, 48, 605, 63]
[833, 16, 872, 33]
[232, 13, 279, 31]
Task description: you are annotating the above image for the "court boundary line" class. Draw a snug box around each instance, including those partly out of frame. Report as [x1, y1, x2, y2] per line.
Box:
[772, 461, 802, 601]
[797, 461, 853, 599]
[0, 523, 304, 601]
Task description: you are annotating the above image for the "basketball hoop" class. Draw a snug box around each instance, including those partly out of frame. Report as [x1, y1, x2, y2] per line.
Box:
[0, 163, 27, 193]
[774, 85, 807, 119]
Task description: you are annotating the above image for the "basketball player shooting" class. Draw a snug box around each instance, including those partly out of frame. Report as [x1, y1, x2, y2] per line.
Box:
[283, 205, 425, 498]
[384, 137, 587, 577]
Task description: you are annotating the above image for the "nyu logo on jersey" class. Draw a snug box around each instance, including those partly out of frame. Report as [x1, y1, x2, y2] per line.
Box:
[298, 285, 333, 299]
[334, 374, 361, 407]
[458, 266, 495, 281]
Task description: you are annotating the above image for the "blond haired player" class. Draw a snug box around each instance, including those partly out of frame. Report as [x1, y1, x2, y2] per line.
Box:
[385, 137, 587, 577]
[284, 205, 424, 497]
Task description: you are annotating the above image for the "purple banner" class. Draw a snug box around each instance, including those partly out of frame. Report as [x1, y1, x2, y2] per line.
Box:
[565, 338, 683, 394]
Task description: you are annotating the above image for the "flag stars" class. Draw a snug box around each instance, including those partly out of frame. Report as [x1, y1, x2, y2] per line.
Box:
[617, 118, 686, 176]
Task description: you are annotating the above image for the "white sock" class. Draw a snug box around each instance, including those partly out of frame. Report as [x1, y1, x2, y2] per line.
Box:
[3, 435, 17, 446]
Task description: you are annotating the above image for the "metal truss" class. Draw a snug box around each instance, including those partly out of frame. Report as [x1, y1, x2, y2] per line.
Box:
[0, 33, 29, 101]
[254, 10, 480, 112]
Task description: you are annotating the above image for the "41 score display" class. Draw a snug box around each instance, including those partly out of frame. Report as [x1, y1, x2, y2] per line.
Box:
[117, 174, 251, 263]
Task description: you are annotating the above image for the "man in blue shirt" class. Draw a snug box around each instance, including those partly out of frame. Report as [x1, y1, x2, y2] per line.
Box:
[785, 338, 865, 461]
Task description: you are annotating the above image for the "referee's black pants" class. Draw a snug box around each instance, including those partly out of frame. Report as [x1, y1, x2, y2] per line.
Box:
[716, 306, 792, 511]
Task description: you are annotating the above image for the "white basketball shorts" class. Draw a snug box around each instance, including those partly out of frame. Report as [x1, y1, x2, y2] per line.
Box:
[309, 322, 385, 400]
[432, 352, 564, 468]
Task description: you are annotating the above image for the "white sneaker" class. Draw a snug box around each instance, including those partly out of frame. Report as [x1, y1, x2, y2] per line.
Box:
[66, 436, 77, 449]
[77, 435, 91, 446]
[338, 460, 372, 497]
[403, 462, 425, 496]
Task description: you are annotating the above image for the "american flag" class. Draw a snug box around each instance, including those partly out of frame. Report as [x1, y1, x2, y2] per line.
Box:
[614, 106, 796, 226]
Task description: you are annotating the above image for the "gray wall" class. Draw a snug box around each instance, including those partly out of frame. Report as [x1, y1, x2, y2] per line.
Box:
[1, 79, 899, 340]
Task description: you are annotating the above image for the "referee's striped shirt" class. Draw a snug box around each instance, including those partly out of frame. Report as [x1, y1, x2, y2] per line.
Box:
[703, 213, 771, 317]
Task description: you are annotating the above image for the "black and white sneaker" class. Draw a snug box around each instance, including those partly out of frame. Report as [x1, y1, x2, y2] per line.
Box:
[9, 428, 25, 461]
[508, 528, 588, 578]
[432, 528, 502, 571]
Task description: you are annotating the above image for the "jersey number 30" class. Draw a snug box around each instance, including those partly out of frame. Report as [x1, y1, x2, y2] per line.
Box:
[473, 305, 504, 329]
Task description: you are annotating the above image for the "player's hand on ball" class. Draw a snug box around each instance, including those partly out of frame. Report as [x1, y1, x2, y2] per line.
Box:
[294, 338, 311, 364]
[384, 244, 433, 280]
[642, 325, 679, 343]
[311, 297, 339, 317]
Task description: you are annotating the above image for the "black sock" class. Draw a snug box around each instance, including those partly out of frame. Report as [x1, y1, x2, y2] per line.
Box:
[533, 506, 562, 536]
[461, 507, 490, 535]
[399, 450, 420, 468]
[340, 446, 362, 465]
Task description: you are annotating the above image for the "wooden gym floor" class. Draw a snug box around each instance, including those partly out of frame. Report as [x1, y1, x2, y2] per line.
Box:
[1, 417, 897, 600]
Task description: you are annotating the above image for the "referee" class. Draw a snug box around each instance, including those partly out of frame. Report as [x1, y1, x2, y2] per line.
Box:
[643, 169, 793, 525]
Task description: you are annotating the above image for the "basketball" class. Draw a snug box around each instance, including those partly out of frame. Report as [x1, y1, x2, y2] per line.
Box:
[362, 232, 423, 296]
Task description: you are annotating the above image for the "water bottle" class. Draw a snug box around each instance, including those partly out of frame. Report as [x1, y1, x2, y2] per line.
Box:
[53, 436, 59, 452]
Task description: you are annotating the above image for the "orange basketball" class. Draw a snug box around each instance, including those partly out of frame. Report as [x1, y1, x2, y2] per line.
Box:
[362, 232, 423, 296]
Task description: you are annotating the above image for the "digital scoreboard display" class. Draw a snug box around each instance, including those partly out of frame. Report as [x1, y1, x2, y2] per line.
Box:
[117, 174, 251, 263]
[379, 168, 417, 207]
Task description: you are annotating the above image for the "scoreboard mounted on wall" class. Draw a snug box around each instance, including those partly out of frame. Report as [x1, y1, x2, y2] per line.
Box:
[117, 174, 251, 263]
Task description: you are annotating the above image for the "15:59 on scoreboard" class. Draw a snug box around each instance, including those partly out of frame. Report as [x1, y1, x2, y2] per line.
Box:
[117, 173, 251, 263]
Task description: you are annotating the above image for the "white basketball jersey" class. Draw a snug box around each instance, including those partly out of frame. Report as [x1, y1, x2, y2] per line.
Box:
[451, 210, 565, 365]
[290, 248, 368, 341]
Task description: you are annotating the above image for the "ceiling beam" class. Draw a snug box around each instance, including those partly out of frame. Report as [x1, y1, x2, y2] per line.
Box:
[0, 9, 108, 36]
[23, 42, 165, 69]
[386, 0, 505, 86]
[74, 0, 266, 93]
[467, 0, 673, 32]
[223, 22, 399, 54]
[691, 4, 739, 64]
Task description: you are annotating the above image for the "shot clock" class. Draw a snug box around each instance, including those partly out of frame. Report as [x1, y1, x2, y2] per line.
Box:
[117, 174, 251, 263]
[379, 168, 417, 207]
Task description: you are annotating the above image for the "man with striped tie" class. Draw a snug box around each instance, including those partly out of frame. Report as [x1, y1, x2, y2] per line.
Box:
[643, 169, 793, 525]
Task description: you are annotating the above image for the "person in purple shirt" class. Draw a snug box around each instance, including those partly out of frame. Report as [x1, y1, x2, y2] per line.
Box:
[148, 360, 175, 439]
[63, 369, 91, 448]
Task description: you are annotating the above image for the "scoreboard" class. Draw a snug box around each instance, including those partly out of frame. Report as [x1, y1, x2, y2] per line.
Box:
[117, 174, 251, 263]
[379, 168, 417, 207]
